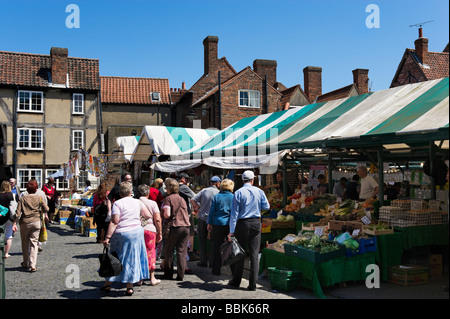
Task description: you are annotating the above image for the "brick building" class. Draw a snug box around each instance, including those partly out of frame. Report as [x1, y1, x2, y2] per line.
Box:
[391, 28, 449, 88]
[0, 47, 101, 189]
[175, 36, 283, 129]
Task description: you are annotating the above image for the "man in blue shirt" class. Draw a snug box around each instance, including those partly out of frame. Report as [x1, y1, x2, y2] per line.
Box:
[227, 170, 270, 291]
[192, 176, 221, 267]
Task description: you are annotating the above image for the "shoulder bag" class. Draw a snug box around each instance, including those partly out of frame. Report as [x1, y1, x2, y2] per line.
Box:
[98, 244, 123, 277]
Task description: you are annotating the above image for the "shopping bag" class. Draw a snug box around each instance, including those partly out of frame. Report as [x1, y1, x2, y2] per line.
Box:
[220, 236, 245, 266]
[98, 245, 123, 277]
[39, 222, 48, 242]
[0, 204, 10, 225]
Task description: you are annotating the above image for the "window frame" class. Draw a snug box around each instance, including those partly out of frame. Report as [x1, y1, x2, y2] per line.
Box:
[17, 90, 44, 113]
[45, 169, 68, 190]
[151, 92, 161, 102]
[72, 93, 85, 114]
[72, 130, 84, 151]
[17, 128, 43, 150]
[238, 89, 260, 108]
[17, 169, 42, 190]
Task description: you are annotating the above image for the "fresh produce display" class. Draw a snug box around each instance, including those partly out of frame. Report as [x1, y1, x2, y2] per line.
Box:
[290, 234, 342, 254]
[276, 214, 295, 222]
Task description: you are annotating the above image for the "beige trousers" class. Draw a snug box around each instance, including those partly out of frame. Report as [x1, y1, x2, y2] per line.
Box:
[19, 220, 41, 268]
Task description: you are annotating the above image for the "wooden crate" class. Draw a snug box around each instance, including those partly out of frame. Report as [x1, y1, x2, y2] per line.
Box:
[362, 225, 394, 236]
[389, 265, 428, 286]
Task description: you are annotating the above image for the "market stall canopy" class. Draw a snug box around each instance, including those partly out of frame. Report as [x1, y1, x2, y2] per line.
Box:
[130, 126, 218, 162]
[150, 150, 287, 173]
[116, 135, 140, 162]
[181, 77, 448, 158]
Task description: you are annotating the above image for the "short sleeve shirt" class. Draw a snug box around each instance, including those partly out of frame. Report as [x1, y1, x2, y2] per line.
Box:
[112, 196, 142, 233]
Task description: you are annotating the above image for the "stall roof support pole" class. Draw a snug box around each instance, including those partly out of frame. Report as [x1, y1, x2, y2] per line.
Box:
[430, 141, 436, 199]
[377, 147, 384, 206]
[328, 155, 333, 195]
[283, 154, 287, 207]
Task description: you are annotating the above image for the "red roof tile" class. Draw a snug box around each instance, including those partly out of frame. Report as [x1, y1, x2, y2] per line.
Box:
[100, 76, 170, 105]
[0, 50, 99, 90]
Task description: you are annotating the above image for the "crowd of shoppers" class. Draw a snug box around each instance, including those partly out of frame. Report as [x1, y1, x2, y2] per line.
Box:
[1, 169, 271, 296]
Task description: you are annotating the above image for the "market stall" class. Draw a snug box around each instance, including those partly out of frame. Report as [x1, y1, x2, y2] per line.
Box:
[129, 78, 449, 296]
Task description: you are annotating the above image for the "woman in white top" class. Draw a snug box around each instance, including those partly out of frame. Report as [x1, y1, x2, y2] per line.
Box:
[102, 182, 152, 296]
[138, 184, 162, 286]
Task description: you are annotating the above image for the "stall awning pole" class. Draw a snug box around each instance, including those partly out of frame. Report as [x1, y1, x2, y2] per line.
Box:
[377, 147, 384, 206]
[283, 154, 287, 207]
[429, 141, 436, 199]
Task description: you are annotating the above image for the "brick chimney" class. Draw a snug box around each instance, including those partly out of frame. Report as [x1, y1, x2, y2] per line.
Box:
[303, 66, 322, 103]
[203, 36, 219, 75]
[352, 68, 369, 94]
[414, 28, 429, 65]
[253, 59, 277, 87]
[50, 47, 68, 85]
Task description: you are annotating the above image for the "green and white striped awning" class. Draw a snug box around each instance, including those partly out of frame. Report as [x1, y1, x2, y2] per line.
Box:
[131, 126, 218, 162]
[183, 77, 449, 158]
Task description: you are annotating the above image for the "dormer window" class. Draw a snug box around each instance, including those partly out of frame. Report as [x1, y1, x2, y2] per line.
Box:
[151, 92, 160, 102]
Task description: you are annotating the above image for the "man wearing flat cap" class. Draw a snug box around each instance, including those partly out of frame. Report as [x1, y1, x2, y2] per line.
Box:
[192, 176, 221, 267]
[227, 170, 269, 291]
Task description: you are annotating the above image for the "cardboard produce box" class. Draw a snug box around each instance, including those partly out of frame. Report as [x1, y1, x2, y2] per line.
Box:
[262, 218, 295, 229]
[429, 254, 442, 276]
[59, 210, 72, 225]
[389, 265, 428, 286]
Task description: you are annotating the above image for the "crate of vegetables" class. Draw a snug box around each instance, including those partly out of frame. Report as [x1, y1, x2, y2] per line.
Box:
[284, 235, 345, 263]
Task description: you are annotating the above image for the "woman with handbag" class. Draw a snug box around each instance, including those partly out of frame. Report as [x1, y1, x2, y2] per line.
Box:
[138, 184, 162, 286]
[12, 179, 49, 272]
[161, 178, 191, 281]
[92, 183, 111, 243]
[0, 180, 18, 258]
[207, 179, 235, 276]
[101, 182, 153, 296]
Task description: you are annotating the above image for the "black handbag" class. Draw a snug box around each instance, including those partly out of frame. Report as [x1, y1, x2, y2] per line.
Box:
[220, 236, 245, 266]
[98, 245, 123, 277]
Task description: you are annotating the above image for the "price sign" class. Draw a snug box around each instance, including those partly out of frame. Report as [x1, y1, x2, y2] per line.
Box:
[301, 203, 306, 209]
[352, 229, 360, 236]
[411, 200, 423, 210]
[314, 227, 324, 237]
[429, 200, 441, 211]
[361, 215, 371, 225]
[292, 199, 297, 205]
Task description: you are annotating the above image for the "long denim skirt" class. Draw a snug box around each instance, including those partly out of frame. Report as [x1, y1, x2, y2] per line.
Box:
[106, 227, 149, 283]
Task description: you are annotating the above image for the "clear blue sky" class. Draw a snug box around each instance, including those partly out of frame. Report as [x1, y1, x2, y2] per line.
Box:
[1, 0, 448, 93]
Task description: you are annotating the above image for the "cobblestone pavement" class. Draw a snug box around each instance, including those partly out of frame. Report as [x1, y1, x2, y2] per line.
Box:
[4, 222, 302, 300]
[4, 222, 449, 302]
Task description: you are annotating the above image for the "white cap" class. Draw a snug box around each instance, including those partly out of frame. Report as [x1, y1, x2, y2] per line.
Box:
[242, 170, 255, 181]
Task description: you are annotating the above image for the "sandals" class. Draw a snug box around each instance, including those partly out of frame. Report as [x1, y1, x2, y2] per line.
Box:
[125, 288, 134, 296]
[30, 267, 37, 272]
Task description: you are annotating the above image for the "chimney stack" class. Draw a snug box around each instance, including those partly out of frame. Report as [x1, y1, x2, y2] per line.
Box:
[303, 66, 322, 103]
[50, 47, 68, 85]
[352, 69, 369, 94]
[414, 30, 429, 65]
[203, 36, 219, 75]
[253, 59, 277, 87]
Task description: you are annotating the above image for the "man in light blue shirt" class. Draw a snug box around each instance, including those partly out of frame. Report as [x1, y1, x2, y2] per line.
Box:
[227, 170, 269, 291]
[192, 176, 221, 267]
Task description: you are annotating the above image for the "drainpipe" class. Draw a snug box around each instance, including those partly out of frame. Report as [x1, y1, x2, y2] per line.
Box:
[13, 87, 18, 177]
[265, 75, 268, 114]
[218, 71, 221, 130]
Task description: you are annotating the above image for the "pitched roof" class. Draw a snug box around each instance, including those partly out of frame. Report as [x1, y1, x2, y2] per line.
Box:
[411, 49, 449, 80]
[0, 50, 99, 90]
[100, 76, 171, 105]
[191, 66, 282, 107]
[316, 84, 359, 103]
[280, 84, 309, 107]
